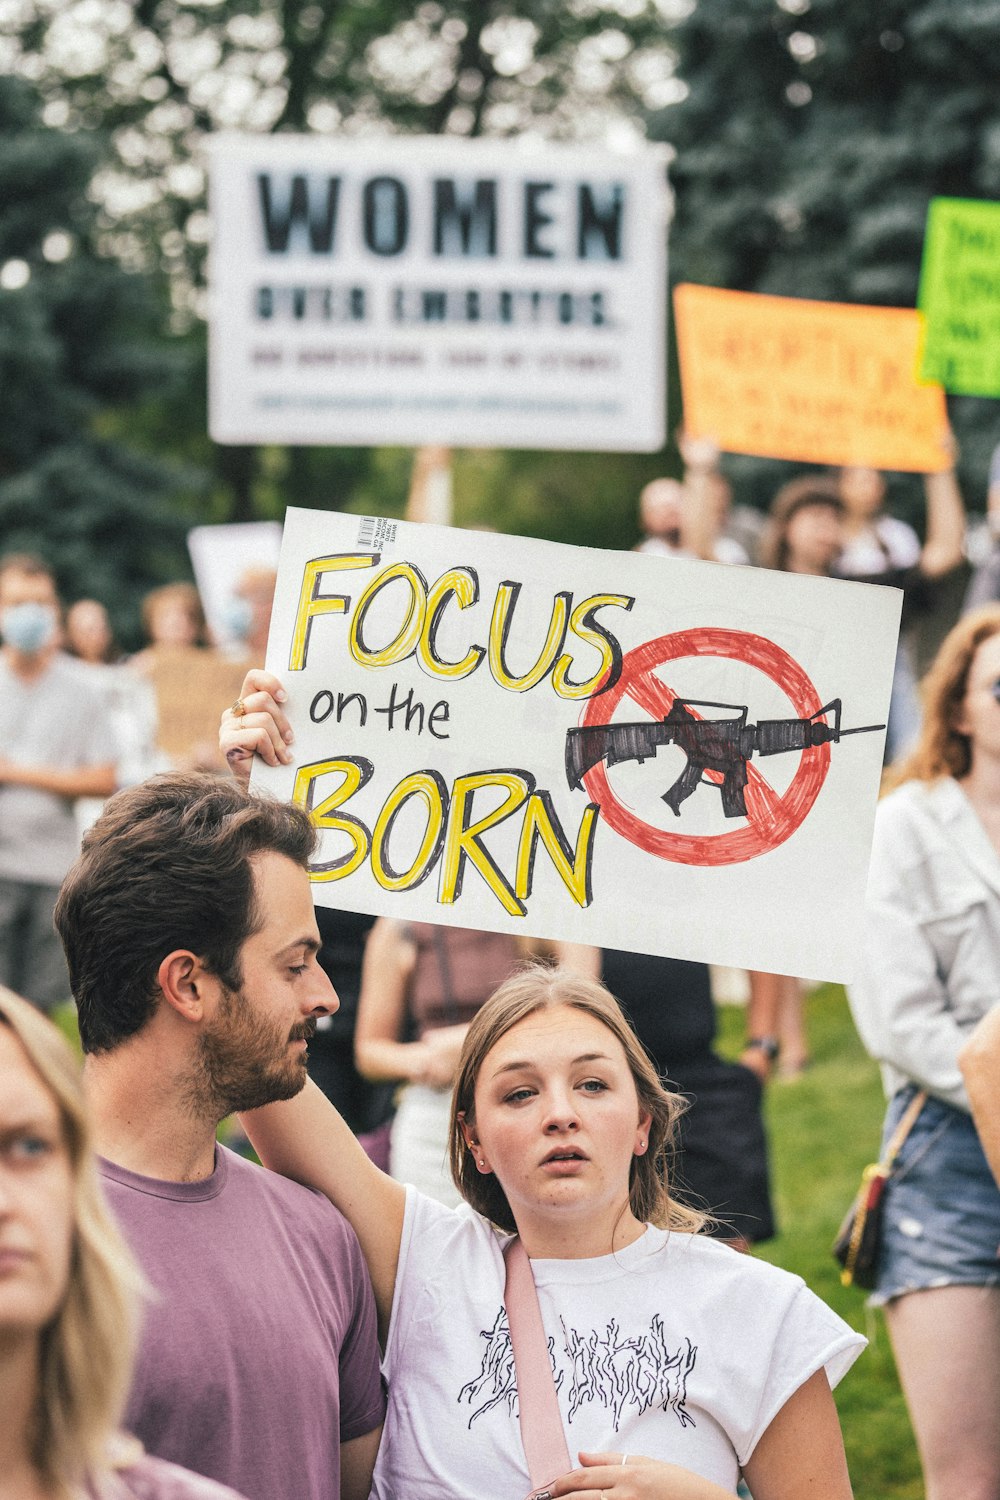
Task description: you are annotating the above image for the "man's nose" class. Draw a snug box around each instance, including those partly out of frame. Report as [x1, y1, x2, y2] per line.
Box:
[307, 963, 339, 1017]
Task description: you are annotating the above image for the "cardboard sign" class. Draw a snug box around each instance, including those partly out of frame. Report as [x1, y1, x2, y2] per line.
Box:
[674, 284, 950, 472]
[251, 509, 902, 982]
[208, 135, 668, 452]
[918, 196, 1000, 396]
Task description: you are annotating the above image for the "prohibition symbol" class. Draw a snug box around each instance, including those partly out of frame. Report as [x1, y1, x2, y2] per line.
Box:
[580, 627, 831, 867]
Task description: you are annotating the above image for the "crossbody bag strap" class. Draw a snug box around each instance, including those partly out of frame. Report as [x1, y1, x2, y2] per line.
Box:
[503, 1237, 573, 1490]
[882, 1090, 927, 1171]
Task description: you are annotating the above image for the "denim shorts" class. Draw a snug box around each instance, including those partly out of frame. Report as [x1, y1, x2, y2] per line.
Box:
[870, 1086, 1000, 1307]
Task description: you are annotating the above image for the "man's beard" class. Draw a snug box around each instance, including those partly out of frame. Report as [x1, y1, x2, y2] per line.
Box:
[191, 986, 316, 1119]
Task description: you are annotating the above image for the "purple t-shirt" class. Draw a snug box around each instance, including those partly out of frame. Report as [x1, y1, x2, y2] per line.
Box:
[99, 1146, 385, 1500]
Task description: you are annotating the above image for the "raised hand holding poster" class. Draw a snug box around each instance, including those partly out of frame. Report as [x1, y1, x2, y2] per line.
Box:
[252, 509, 901, 982]
[674, 283, 950, 472]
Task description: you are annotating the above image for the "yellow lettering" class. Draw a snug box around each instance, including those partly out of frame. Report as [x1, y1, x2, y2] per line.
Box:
[515, 792, 598, 907]
[488, 585, 569, 693]
[371, 771, 448, 891]
[438, 772, 533, 916]
[289, 554, 377, 672]
[552, 593, 633, 699]
[292, 757, 373, 881]
[350, 563, 428, 668]
[417, 568, 486, 680]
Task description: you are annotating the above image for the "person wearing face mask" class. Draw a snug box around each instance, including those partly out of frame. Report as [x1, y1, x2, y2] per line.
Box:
[0, 554, 117, 1012]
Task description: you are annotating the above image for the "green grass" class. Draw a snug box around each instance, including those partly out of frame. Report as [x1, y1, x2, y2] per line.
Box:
[717, 988, 923, 1500]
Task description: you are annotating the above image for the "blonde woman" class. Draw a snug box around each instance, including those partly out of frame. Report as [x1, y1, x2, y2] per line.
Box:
[848, 605, 1000, 1500]
[243, 964, 864, 1499]
[0, 986, 248, 1500]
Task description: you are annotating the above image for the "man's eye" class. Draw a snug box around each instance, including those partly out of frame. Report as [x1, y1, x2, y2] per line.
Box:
[288, 964, 308, 976]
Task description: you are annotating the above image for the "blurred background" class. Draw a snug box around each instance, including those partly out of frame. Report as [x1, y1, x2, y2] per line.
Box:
[1, 0, 996, 647]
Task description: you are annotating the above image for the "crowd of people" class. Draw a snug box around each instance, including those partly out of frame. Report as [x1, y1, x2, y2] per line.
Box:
[1, 442, 999, 1500]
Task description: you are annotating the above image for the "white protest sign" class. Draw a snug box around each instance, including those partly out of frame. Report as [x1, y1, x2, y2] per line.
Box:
[253, 509, 901, 982]
[208, 135, 667, 452]
[188, 522, 283, 649]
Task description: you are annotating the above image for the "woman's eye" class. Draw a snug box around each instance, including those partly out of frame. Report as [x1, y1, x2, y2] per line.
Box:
[580, 1078, 609, 1093]
[9, 1134, 54, 1162]
[503, 1087, 535, 1104]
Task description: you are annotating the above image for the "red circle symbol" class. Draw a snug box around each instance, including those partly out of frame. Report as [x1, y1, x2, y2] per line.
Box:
[580, 628, 831, 866]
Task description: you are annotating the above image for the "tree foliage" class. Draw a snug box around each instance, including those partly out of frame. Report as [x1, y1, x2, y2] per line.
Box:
[657, 0, 1000, 508]
[0, 76, 198, 642]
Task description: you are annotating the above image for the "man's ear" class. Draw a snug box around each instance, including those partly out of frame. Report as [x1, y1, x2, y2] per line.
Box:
[156, 951, 212, 1024]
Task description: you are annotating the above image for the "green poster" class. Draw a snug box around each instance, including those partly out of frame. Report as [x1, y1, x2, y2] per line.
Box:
[918, 196, 1000, 397]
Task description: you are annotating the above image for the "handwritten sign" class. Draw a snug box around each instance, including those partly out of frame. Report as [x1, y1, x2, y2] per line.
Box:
[918, 196, 1000, 397]
[252, 509, 902, 982]
[674, 284, 950, 472]
[208, 135, 668, 452]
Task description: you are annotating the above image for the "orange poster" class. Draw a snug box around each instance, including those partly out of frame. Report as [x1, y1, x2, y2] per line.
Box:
[673, 284, 950, 472]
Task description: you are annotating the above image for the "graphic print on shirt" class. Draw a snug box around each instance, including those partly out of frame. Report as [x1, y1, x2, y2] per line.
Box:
[458, 1308, 697, 1431]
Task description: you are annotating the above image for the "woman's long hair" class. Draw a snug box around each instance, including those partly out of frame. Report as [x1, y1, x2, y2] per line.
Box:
[448, 963, 707, 1236]
[886, 605, 1000, 788]
[0, 989, 143, 1494]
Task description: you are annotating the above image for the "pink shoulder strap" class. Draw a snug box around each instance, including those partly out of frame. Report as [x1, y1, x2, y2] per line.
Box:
[503, 1237, 573, 1490]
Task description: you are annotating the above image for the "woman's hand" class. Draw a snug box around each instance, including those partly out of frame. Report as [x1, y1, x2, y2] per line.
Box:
[219, 669, 294, 781]
[539, 1452, 733, 1500]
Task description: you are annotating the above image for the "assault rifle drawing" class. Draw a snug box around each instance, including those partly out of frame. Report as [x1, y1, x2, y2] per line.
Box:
[565, 699, 885, 820]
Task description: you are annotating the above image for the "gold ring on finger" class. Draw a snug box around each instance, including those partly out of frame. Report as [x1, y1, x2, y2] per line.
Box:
[230, 698, 246, 718]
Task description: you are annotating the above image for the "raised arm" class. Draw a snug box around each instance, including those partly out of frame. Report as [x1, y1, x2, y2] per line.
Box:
[920, 433, 966, 580]
[242, 1080, 404, 1344]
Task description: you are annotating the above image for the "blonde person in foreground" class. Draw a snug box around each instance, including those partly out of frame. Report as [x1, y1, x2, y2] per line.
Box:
[0, 986, 249, 1500]
[223, 672, 865, 1500]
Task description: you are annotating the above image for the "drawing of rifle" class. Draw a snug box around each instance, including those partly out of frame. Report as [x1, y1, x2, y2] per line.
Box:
[565, 699, 885, 820]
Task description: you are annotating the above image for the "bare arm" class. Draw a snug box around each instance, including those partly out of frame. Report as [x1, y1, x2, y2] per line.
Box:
[741, 1368, 853, 1499]
[241, 1079, 405, 1344]
[920, 435, 966, 579]
[353, 918, 423, 1083]
[0, 759, 116, 798]
[959, 1007, 1000, 1188]
[553, 942, 602, 979]
[341, 1426, 383, 1500]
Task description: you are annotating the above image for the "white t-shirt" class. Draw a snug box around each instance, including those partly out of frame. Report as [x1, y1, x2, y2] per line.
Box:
[373, 1190, 865, 1499]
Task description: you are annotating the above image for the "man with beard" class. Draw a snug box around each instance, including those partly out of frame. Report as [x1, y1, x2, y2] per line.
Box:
[53, 773, 385, 1500]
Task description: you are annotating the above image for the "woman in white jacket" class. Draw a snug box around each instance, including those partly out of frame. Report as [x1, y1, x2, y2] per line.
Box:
[848, 605, 1000, 1500]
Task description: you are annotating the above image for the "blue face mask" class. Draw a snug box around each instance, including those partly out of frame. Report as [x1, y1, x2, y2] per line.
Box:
[1, 601, 59, 655]
[219, 595, 254, 641]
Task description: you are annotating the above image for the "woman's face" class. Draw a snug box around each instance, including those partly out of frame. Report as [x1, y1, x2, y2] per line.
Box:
[150, 599, 198, 648]
[465, 1005, 650, 1248]
[66, 600, 112, 663]
[954, 632, 1000, 765]
[784, 503, 844, 575]
[839, 466, 885, 519]
[0, 1028, 74, 1341]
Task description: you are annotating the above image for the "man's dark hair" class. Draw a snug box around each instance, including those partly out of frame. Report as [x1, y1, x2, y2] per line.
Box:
[54, 773, 317, 1054]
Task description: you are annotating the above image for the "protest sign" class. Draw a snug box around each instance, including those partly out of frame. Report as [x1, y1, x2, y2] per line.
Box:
[674, 284, 950, 472]
[188, 521, 283, 651]
[208, 135, 668, 453]
[251, 508, 901, 981]
[918, 196, 1000, 397]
